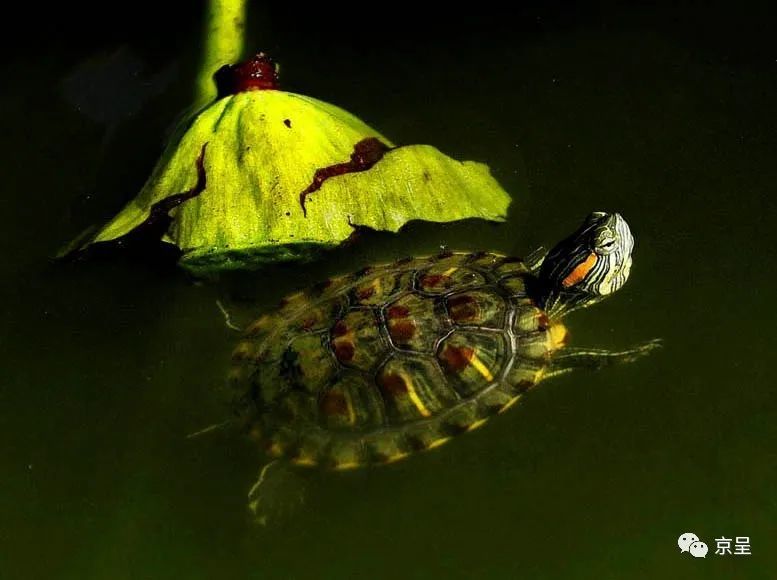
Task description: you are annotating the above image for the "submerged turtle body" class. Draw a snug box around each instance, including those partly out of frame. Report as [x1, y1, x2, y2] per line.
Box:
[226, 211, 659, 524]
[230, 250, 571, 470]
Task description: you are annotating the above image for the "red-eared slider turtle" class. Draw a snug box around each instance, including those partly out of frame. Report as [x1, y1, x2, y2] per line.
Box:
[227, 212, 659, 522]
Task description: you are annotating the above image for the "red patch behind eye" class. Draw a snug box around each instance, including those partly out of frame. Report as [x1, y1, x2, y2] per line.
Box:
[562, 252, 598, 288]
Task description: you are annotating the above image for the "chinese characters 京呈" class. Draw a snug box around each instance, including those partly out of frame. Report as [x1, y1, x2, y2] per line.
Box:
[714, 537, 751, 556]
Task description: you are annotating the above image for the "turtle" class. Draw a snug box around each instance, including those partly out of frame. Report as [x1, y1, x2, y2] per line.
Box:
[226, 211, 660, 523]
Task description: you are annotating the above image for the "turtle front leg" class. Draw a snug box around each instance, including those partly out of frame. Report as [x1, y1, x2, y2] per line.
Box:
[525, 245, 548, 273]
[546, 339, 662, 379]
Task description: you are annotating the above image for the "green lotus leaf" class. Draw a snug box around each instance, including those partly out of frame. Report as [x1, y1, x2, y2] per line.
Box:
[79, 87, 512, 274]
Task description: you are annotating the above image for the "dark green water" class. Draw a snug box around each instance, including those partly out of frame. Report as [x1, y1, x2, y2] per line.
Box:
[2, 3, 776, 579]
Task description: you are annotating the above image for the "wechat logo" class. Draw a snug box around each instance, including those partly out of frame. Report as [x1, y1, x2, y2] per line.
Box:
[678, 532, 708, 558]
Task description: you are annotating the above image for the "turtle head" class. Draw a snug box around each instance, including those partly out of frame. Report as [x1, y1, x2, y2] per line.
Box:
[537, 212, 634, 317]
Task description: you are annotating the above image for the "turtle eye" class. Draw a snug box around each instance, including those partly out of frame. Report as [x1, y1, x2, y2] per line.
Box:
[595, 231, 618, 255]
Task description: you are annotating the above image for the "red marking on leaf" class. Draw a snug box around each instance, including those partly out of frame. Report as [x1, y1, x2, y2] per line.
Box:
[64, 143, 209, 262]
[299, 137, 390, 217]
[537, 312, 550, 330]
[215, 52, 280, 96]
[439, 345, 475, 373]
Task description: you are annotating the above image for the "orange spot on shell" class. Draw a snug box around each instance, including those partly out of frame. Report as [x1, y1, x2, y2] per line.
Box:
[332, 319, 356, 362]
[320, 390, 349, 416]
[439, 344, 475, 373]
[386, 304, 417, 343]
[390, 320, 416, 342]
[387, 305, 410, 319]
[378, 372, 408, 396]
[448, 295, 478, 322]
[333, 341, 355, 362]
[356, 285, 375, 300]
[300, 316, 318, 330]
[421, 274, 451, 289]
[332, 321, 348, 337]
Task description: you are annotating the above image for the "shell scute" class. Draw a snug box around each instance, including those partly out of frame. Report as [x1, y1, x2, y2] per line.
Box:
[437, 330, 508, 397]
[364, 430, 411, 464]
[416, 254, 486, 295]
[445, 289, 507, 329]
[498, 275, 531, 299]
[281, 333, 337, 392]
[350, 269, 414, 306]
[495, 257, 530, 277]
[377, 354, 458, 424]
[292, 296, 349, 332]
[465, 251, 502, 270]
[439, 399, 483, 436]
[384, 293, 445, 352]
[318, 373, 385, 431]
[233, 251, 561, 469]
[331, 309, 387, 371]
[503, 358, 544, 393]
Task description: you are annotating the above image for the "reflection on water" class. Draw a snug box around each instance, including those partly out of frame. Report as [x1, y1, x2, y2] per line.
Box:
[2, 4, 775, 579]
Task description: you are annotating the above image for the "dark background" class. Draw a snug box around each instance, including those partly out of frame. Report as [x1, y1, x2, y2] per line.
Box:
[2, 1, 776, 579]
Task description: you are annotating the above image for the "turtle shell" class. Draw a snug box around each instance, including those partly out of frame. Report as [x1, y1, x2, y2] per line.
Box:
[229, 252, 568, 469]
